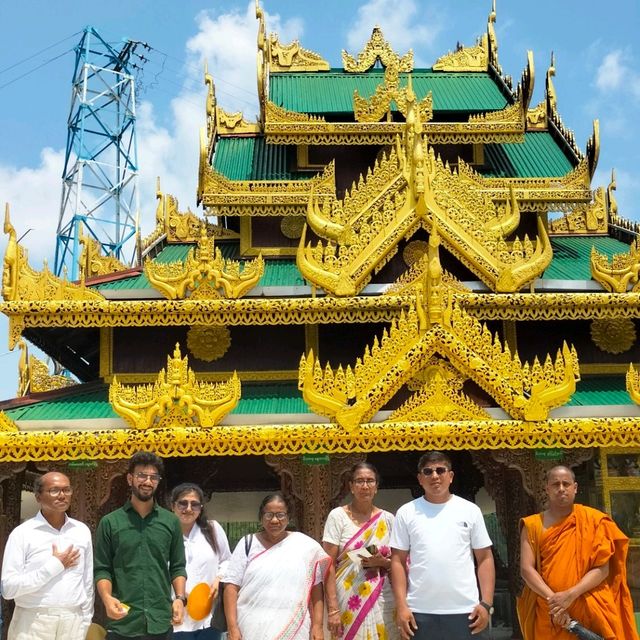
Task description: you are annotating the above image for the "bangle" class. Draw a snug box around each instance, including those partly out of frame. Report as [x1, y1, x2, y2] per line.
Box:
[328, 609, 340, 616]
[174, 595, 187, 605]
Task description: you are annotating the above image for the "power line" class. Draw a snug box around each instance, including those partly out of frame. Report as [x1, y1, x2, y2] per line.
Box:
[0, 49, 74, 91]
[0, 31, 81, 76]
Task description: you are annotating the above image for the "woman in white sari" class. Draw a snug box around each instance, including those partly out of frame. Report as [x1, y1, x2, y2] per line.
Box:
[224, 492, 330, 640]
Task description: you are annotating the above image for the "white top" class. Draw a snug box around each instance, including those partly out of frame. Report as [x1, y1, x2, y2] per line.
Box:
[1, 511, 94, 628]
[390, 495, 492, 614]
[225, 532, 323, 588]
[322, 507, 395, 549]
[174, 520, 231, 632]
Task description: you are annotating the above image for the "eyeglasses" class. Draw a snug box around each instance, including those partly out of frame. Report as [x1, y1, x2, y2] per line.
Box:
[421, 466, 450, 476]
[47, 487, 73, 497]
[263, 511, 288, 521]
[352, 478, 377, 486]
[134, 472, 162, 483]
[176, 500, 202, 512]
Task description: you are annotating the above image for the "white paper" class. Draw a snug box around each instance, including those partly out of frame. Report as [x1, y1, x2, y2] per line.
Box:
[346, 547, 372, 566]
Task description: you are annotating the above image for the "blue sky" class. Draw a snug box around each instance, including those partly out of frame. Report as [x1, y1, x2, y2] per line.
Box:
[0, 0, 638, 400]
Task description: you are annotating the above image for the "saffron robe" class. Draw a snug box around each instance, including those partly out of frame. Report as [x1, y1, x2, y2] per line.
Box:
[517, 504, 638, 640]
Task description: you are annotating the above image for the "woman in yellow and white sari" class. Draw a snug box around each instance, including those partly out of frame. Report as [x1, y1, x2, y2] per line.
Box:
[322, 463, 399, 640]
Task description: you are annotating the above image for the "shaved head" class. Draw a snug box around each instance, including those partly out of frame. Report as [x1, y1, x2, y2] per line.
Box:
[545, 465, 575, 483]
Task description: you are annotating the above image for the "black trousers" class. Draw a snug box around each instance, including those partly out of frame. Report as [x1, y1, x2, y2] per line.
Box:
[412, 612, 489, 639]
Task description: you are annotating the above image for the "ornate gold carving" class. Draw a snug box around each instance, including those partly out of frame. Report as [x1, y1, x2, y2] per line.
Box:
[79, 231, 127, 278]
[527, 101, 547, 130]
[627, 365, 640, 405]
[187, 325, 231, 362]
[298, 118, 550, 296]
[146, 179, 237, 251]
[3, 417, 640, 461]
[342, 27, 413, 73]
[433, 34, 488, 72]
[591, 238, 640, 292]
[109, 343, 240, 429]
[0, 413, 18, 432]
[267, 33, 330, 72]
[2, 205, 104, 304]
[353, 63, 432, 123]
[403, 240, 428, 267]
[216, 107, 261, 135]
[550, 187, 608, 235]
[299, 256, 580, 429]
[590, 318, 636, 354]
[19, 338, 76, 395]
[199, 147, 335, 215]
[390, 363, 490, 421]
[144, 228, 264, 300]
[280, 216, 305, 239]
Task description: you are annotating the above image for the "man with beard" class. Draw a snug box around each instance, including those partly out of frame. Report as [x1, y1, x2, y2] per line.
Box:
[1, 472, 93, 640]
[94, 451, 186, 640]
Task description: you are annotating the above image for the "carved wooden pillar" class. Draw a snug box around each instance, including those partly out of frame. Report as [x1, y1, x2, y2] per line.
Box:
[265, 453, 365, 540]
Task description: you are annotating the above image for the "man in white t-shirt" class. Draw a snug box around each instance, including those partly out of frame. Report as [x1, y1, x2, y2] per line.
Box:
[390, 452, 495, 639]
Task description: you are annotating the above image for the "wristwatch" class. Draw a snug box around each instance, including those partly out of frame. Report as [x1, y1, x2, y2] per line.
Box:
[479, 601, 494, 615]
[174, 595, 187, 605]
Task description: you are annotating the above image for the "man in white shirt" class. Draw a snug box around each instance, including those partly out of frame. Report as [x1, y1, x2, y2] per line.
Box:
[390, 452, 495, 639]
[1, 471, 94, 640]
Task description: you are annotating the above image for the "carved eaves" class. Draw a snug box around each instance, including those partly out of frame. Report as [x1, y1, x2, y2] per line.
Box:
[299, 288, 580, 430]
[79, 232, 127, 279]
[2, 205, 104, 304]
[297, 117, 551, 296]
[18, 340, 76, 396]
[433, 34, 489, 72]
[144, 228, 263, 300]
[550, 186, 608, 235]
[591, 238, 640, 293]
[268, 33, 330, 72]
[109, 343, 241, 429]
[342, 27, 413, 73]
[147, 179, 237, 251]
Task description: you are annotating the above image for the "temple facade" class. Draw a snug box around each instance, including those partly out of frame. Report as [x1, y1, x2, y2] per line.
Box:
[1, 1, 640, 634]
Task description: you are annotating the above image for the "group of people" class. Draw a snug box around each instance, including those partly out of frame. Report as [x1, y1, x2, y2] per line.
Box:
[0, 451, 637, 640]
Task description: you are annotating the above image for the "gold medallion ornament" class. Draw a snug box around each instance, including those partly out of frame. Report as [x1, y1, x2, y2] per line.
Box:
[403, 240, 428, 267]
[280, 216, 306, 239]
[590, 319, 636, 354]
[187, 325, 231, 362]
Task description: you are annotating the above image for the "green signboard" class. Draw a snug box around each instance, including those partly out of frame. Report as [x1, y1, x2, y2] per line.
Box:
[302, 454, 330, 466]
[67, 460, 99, 470]
[534, 448, 564, 461]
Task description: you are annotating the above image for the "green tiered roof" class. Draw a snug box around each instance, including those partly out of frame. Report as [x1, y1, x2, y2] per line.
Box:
[269, 70, 510, 113]
[545, 237, 629, 280]
[568, 376, 631, 406]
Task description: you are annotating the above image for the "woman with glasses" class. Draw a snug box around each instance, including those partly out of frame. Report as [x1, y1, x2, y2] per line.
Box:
[322, 462, 399, 640]
[223, 492, 330, 640]
[170, 483, 231, 640]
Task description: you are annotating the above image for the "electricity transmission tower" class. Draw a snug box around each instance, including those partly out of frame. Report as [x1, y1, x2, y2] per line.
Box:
[55, 27, 140, 280]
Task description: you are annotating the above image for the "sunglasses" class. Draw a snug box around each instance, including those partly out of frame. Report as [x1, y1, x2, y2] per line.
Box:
[420, 466, 450, 476]
[176, 500, 203, 511]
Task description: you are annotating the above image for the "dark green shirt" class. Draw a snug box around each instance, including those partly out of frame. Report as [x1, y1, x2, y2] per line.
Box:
[94, 500, 186, 637]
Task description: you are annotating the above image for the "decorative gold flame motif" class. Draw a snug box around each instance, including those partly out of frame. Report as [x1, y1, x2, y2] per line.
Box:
[109, 343, 240, 429]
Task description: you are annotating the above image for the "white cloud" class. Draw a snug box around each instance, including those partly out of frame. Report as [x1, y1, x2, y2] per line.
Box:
[346, 0, 442, 67]
[596, 50, 626, 91]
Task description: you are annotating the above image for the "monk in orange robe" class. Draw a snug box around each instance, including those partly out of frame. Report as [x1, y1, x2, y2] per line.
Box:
[518, 465, 638, 640]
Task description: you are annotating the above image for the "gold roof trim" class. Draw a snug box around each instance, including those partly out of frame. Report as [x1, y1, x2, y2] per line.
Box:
[342, 26, 413, 73]
[216, 107, 261, 135]
[2, 205, 104, 304]
[2, 417, 640, 460]
[627, 364, 640, 405]
[550, 186, 608, 235]
[298, 116, 551, 295]
[144, 228, 264, 300]
[78, 231, 127, 279]
[353, 64, 432, 123]
[109, 343, 241, 429]
[299, 284, 580, 429]
[591, 238, 640, 293]
[433, 34, 488, 72]
[18, 339, 76, 396]
[267, 33, 330, 72]
[146, 179, 237, 250]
